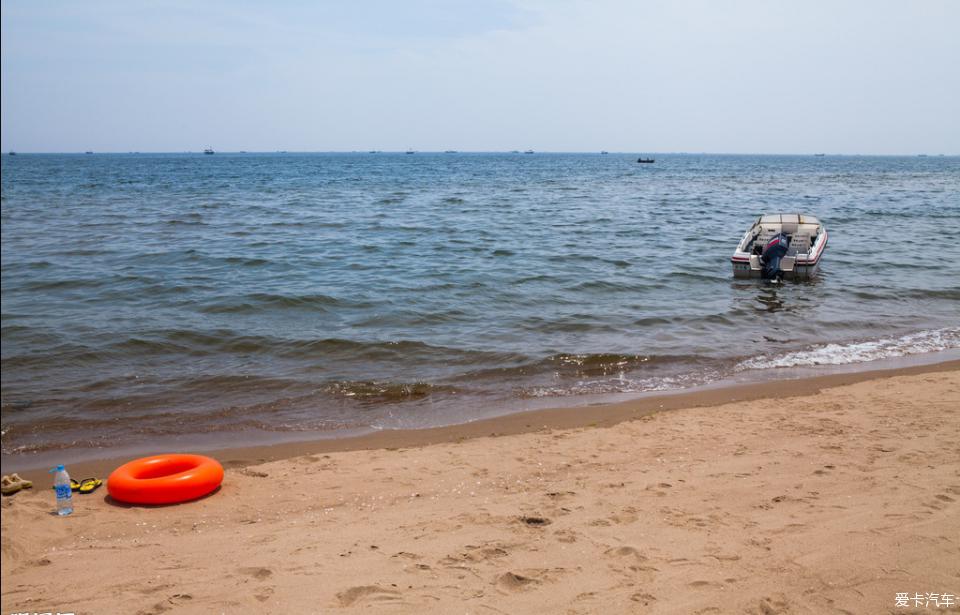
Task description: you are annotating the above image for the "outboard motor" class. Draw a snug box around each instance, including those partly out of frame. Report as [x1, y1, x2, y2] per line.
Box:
[760, 232, 790, 280]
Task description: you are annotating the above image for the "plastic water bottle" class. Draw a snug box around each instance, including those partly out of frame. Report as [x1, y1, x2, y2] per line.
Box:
[50, 465, 73, 516]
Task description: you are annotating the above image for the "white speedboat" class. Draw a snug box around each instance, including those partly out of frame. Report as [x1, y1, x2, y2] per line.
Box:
[731, 213, 827, 280]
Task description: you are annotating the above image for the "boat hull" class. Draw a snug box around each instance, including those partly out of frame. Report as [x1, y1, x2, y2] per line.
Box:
[730, 214, 827, 281]
[731, 259, 821, 280]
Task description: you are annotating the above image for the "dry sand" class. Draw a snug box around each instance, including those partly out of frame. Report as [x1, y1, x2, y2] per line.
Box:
[2, 365, 959, 614]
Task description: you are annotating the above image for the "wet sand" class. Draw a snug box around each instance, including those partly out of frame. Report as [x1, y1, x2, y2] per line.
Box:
[2, 363, 958, 614]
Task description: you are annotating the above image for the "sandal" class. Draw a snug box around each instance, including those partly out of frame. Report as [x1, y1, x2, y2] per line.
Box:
[10, 473, 33, 490]
[1, 475, 22, 496]
[78, 478, 103, 494]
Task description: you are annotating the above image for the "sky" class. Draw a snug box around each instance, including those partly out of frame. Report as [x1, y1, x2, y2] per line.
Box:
[1, 0, 958, 154]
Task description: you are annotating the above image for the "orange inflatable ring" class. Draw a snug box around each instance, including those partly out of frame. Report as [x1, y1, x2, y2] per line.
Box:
[108, 454, 223, 505]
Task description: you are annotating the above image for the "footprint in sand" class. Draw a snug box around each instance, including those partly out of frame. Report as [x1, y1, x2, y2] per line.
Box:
[237, 566, 275, 602]
[753, 594, 791, 614]
[630, 591, 657, 605]
[552, 529, 578, 543]
[254, 587, 274, 603]
[136, 593, 193, 615]
[604, 546, 657, 579]
[609, 509, 640, 525]
[477, 546, 509, 560]
[604, 546, 647, 560]
[238, 566, 273, 580]
[336, 585, 402, 607]
[239, 468, 269, 478]
[922, 494, 956, 511]
[496, 571, 540, 592]
[441, 543, 511, 565]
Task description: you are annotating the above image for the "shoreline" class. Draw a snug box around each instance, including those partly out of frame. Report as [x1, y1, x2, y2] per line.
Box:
[3, 356, 957, 613]
[7, 357, 958, 482]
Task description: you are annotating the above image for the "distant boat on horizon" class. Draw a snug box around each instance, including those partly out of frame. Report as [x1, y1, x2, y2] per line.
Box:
[203, 147, 215, 155]
[8, 151, 16, 156]
[600, 151, 609, 155]
[405, 149, 416, 154]
[85, 151, 93, 154]
[814, 153, 826, 157]
[444, 150, 457, 154]
[524, 150, 534, 154]
[637, 157, 655, 163]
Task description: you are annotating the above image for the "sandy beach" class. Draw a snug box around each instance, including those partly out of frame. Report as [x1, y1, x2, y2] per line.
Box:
[2, 363, 958, 614]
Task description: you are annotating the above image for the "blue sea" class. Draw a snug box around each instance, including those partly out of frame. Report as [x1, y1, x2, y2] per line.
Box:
[2, 152, 959, 465]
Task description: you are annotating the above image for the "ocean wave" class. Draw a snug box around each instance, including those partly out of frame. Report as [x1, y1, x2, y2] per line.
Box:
[519, 370, 719, 398]
[1, 332, 511, 370]
[543, 352, 706, 372]
[221, 256, 271, 266]
[197, 291, 364, 314]
[519, 317, 623, 334]
[453, 352, 711, 383]
[568, 280, 650, 292]
[19, 278, 109, 291]
[736, 328, 960, 370]
[321, 380, 458, 402]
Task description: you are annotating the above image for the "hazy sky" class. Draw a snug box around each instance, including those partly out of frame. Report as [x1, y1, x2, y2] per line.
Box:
[2, 0, 958, 154]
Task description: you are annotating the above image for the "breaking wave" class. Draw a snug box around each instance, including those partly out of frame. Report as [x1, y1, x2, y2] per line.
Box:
[736, 328, 960, 370]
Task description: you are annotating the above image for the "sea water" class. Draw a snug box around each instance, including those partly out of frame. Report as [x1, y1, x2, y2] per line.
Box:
[2, 152, 958, 463]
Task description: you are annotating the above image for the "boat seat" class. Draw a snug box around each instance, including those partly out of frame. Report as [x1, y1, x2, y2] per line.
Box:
[790, 235, 811, 254]
[780, 222, 799, 235]
[756, 231, 775, 246]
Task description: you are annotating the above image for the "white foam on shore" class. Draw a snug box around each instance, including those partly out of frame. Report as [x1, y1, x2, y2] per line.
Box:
[737, 327, 960, 371]
[520, 367, 726, 399]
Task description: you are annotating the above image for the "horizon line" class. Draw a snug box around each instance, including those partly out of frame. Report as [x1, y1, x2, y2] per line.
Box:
[4, 150, 958, 157]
